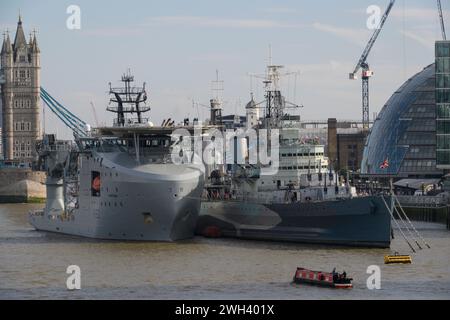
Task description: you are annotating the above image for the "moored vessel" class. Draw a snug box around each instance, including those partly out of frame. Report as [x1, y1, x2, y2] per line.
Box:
[29, 72, 206, 241]
[197, 62, 392, 248]
[293, 267, 353, 289]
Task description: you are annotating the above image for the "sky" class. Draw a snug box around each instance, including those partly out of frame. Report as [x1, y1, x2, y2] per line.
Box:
[0, 0, 448, 139]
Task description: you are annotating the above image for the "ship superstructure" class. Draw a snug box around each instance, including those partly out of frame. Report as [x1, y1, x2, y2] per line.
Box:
[29, 73, 205, 241]
[197, 62, 392, 248]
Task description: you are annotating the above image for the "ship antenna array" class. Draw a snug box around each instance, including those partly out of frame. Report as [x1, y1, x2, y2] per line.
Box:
[40, 87, 88, 138]
[211, 69, 224, 101]
[248, 55, 302, 129]
[209, 70, 225, 126]
[107, 70, 150, 127]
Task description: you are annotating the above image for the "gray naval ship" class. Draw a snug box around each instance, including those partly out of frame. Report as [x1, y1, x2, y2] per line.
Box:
[196, 64, 392, 248]
[29, 73, 205, 241]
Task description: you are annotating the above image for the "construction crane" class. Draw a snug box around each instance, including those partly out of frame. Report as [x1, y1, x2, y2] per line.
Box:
[437, 0, 447, 40]
[349, 0, 395, 130]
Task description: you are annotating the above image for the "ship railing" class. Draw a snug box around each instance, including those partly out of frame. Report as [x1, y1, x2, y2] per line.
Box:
[42, 144, 74, 152]
[395, 195, 448, 208]
[37, 141, 75, 153]
[112, 117, 151, 127]
[107, 106, 151, 113]
[109, 87, 145, 94]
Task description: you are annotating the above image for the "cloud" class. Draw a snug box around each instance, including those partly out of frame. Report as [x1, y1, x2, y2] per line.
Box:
[286, 60, 350, 73]
[260, 7, 297, 14]
[80, 15, 306, 37]
[83, 27, 143, 37]
[312, 22, 369, 46]
[400, 30, 435, 50]
[144, 16, 304, 29]
[347, 7, 450, 22]
[189, 52, 240, 63]
[390, 8, 450, 21]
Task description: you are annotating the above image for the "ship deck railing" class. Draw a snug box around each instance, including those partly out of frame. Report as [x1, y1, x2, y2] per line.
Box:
[202, 195, 359, 204]
[111, 117, 151, 126]
[109, 87, 145, 94]
[107, 106, 151, 114]
[395, 195, 448, 208]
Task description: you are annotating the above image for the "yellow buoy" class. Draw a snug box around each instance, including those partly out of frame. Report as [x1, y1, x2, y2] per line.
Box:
[384, 254, 412, 264]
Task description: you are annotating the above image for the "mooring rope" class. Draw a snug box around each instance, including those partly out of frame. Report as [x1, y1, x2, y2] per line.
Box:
[381, 195, 416, 253]
[392, 201, 422, 250]
[393, 194, 431, 249]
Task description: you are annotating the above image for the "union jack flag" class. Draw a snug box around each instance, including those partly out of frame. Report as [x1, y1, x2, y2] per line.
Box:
[379, 158, 389, 169]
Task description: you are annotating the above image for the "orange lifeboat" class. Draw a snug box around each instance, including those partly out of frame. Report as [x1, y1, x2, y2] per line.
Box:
[92, 176, 101, 191]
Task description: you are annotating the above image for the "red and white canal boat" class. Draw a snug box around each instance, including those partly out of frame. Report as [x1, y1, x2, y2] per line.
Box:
[293, 267, 353, 289]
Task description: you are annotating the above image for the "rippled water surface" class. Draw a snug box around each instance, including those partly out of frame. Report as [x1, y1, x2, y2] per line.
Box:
[1, 204, 449, 299]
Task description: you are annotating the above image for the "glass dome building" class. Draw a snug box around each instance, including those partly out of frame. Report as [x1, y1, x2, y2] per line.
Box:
[361, 64, 443, 178]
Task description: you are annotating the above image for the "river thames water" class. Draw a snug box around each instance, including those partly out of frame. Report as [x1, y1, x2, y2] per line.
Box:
[0, 203, 449, 299]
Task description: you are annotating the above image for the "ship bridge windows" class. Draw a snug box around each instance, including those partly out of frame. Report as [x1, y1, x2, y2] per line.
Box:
[281, 152, 324, 157]
[143, 137, 171, 148]
[116, 139, 129, 146]
[81, 138, 127, 153]
[101, 139, 126, 152]
[279, 165, 328, 171]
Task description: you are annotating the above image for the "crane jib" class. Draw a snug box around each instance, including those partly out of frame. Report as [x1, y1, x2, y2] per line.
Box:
[349, 0, 395, 130]
[41, 95, 87, 137]
[40, 87, 89, 137]
[40, 88, 86, 125]
[437, 0, 447, 41]
[351, 0, 396, 76]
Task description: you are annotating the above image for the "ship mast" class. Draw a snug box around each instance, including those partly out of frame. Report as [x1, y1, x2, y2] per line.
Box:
[247, 47, 301, 130]
[107, 70, 150, 127]
[209, 69, 223, 126]
[263, 64, 285, 129]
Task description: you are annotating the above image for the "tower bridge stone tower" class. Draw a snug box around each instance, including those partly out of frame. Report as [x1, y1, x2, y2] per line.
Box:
[1, 16, 41, 163]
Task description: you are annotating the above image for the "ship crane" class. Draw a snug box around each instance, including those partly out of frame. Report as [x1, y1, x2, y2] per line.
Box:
[437, 0, 447, 40]
[40, 87, 89, 138]
[349, 0, 395, 130]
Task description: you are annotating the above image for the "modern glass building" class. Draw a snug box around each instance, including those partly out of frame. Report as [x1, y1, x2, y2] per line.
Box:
[361, 64, 443, 178]
[436, 41, 450, 169]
